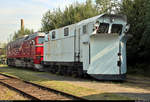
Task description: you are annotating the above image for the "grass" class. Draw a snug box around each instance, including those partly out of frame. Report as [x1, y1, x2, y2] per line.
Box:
[0, 65, 135, 100]
[0, 64, 8, 67]
[83, 93, 135, 100]
[35, 81, 98, 97]
[127, 74, 150, 81]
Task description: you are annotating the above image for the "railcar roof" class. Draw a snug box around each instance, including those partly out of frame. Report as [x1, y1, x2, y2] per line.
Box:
[49, 14, 105, 32]
[49, 13, 127, 33]
[7, 32, 45, 46]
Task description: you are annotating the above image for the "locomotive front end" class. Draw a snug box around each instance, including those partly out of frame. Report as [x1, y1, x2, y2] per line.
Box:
[87, 14, 130, 80]
[34, 32, 45, 70]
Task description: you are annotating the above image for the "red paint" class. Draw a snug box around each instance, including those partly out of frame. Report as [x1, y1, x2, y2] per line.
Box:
[7, 33, 44, 65]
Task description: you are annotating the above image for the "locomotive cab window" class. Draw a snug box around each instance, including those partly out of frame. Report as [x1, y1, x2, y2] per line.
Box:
[38, 37, 44, 44]
[111, 24, 123, 35]
[52, 31, 56, 39]
[83, 25, 87, 34]
[64, 28, 69, 36]
[97, 23, 109, 33]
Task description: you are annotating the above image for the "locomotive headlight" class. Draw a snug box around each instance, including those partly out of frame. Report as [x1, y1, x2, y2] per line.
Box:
[124, 24, 130, 33]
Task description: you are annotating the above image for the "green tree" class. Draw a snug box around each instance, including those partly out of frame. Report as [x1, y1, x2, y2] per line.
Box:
[119, 0, 147, 62]
[12, 28, 34, 41]
[140, 0, 150, 58]
[119, 0, 150, 76]
[95, 0, 119, 14]
[41, 0, 99, 32]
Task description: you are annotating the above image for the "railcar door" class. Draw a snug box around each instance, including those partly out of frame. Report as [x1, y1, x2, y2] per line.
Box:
[81, 34, 90, 71]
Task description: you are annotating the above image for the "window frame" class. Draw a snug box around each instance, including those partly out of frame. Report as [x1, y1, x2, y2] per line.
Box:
[52, 31, 56, 39]
[97, 23, 109, 33]
[111, 24, 123, 35]
[64, 28, 69, 36]
[83, 25, 87, 34]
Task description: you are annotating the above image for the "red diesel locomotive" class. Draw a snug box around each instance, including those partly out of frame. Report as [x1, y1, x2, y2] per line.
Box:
[6, 32, 45, 70]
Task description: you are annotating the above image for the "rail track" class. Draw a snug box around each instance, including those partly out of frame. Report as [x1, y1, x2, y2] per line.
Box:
[0, 73, 87, 100]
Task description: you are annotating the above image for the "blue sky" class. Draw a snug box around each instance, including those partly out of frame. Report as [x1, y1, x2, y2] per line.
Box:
[0, 0, 87, 43]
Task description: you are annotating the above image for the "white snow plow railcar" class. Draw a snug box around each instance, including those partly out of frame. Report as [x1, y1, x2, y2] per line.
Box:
[43, 13, 130, 80]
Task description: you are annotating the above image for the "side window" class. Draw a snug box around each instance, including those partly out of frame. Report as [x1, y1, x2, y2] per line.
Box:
[64, 28, 69, 36]
[83, 25, 87, 34]
[52, 31, 56, 39]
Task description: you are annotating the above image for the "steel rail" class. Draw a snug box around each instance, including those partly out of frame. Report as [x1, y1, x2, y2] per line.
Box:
[0, 73, 87, 100]
[0, 80, 40, 100]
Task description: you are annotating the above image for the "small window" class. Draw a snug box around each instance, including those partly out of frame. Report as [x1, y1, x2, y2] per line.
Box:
[83, 25, 87, 34]
[52, 31, 55, 39]
[97, 23, 109, 33]
[64, 28, 69, 36]
[111, 24, 123, 35]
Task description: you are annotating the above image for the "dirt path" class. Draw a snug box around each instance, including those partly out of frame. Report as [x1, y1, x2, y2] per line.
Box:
[36, 73, 150, 100]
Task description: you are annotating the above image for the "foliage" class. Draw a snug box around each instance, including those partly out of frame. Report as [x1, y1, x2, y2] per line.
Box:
[139, 0, 150, 58]
[41, 0, 121, 32]
[119, 0, 150, 76]
[0, 43, 7, 56]
[0, 43, 7, 64]
[41, 0, 100, 32]
[95, 0, 120, 14]
[12, 28, 34, 41]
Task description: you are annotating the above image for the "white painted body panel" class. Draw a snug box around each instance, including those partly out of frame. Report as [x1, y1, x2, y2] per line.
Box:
[47, 36, 74, 62]
[87, 34, 120, 74]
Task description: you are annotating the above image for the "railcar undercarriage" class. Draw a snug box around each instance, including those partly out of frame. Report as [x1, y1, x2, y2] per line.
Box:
[7, 58, 40, 70]
[43, 61, 88, 78]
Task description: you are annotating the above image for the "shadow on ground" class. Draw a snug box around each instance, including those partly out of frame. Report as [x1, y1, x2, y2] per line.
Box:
[83, 92, 150, 100]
